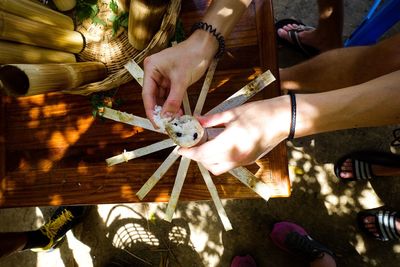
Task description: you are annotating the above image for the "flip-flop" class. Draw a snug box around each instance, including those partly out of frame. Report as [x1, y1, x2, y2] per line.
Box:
[275, 18, 320, 58]
[334, 151, 400, 181]
[270, 221, 335, 262]
[357, 208, 400, 241]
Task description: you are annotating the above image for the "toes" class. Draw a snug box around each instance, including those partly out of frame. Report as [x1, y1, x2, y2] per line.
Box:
[340, 171, 353, 179]
[339, 159, 354, 179]
[363, 216, 380, 237]
[277, 28, 287, 38]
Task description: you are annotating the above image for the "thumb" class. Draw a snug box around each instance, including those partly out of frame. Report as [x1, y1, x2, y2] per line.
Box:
[161, 82, 186, 117]
[198, 110, 236, 128]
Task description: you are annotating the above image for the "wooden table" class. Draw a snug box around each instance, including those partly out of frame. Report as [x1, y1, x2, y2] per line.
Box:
[0, 0, 290, 208]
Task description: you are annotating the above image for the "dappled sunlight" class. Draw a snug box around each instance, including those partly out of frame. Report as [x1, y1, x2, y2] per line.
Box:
[247, 67, 262, 80]
[66, 231, 94, 267]
[34, 207, 44, 229]
[112, 223, 160, 249]
[352, 233, 367, 254]
[49, 194, 62, 205]
[217, 7, 233, 17]
[36, 248, 65, 267]
[357, 186, 384, 209]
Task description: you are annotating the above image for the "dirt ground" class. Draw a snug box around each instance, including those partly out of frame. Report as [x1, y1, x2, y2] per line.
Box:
[1, 0, 399, 266]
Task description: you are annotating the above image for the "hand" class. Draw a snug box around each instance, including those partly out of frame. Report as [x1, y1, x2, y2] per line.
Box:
[178, 97, 291, 175]
[142, 31, 218, 124]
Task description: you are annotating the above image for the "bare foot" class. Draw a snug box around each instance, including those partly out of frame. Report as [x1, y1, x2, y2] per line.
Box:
[338, 159, 400, 179]
[361, 214, 400, 239]
[277, 23, 342, 52]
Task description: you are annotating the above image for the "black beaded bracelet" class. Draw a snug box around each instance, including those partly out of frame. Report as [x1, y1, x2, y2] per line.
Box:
[288, 92, 296, 140]
[191, 22, 226, 59]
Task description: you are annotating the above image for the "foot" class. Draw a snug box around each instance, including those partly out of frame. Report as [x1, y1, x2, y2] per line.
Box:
[335, 151, 400, 181]
[337, 159, 399, 179]
[25, 206, 88, 252]
[358, 210, 400, 241]
[277, 22, 341, 52]
[270, 222, 336, 264]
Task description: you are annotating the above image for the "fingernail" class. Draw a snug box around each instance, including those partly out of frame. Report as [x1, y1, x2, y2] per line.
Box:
[162, 112, 173, 119]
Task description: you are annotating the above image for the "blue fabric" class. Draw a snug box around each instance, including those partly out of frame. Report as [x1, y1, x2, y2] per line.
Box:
[345, 0, 400, 46]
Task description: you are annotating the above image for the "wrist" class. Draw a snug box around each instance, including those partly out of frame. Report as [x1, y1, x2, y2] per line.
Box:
[187, 29, 219, 62]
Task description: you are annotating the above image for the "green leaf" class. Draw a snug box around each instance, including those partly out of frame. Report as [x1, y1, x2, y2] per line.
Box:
[92, 16, 107, 26]
[89, 4, 99, 18]
[118, 12, 129, 28]
[110, 0, 118, 14]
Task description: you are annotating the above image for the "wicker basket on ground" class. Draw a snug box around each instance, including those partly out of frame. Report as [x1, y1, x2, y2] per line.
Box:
[63, 0, 181, 95]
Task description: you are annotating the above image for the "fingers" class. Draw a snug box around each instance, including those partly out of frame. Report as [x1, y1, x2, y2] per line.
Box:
[197, 110, 237, 128]
[161, 81, 186, 117]
[178, 129, 241, 175]
[142, 57, 160, 126]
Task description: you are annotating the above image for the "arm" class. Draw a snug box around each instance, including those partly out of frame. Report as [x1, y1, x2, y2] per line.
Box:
[179, 70, 400, 175]
[142, 0, 252, 124]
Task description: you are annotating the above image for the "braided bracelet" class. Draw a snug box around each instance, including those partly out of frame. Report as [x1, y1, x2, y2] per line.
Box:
[288, 92, 296, 140]
[191, 22, 226, 58]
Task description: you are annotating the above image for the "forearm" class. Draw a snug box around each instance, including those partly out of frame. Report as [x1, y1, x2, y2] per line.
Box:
[188, 0, 252, 60]
[293, 70, 400, 138]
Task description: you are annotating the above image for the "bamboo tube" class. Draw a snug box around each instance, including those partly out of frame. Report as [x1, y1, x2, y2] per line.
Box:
[0, 40, 76, 64]
[53, 0, 76, 12]
[128, 0, 170, 50]
[0, 12, 85, 54]
[0, 0, 74, 30]
[0, 62, 106, 96]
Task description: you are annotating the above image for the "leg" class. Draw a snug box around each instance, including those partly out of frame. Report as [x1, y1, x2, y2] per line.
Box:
[280, 33, 400, 92]
[277, 0, 343, 52]
[0, 233, 28, 258]
[0, 206, 88, 259]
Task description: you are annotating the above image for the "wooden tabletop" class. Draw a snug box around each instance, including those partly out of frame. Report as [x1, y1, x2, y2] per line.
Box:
[0, 0, 290, 208]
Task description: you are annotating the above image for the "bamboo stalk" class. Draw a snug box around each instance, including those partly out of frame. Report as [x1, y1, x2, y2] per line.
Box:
[228, 167, 272, 201]
[128, 0, 170, 50]
[0, 40, 76, 64]
[197, 162, 232, 231]
[124, 59, 144, 86]
[136, 147, 180, 200]
[165, 156, 191, 222]
[53, 0, 76, 11]
[0, 62, 106, 96]
[0, 12, 85, 54]
[99, 107, 166, 134]
[194, 59, 219, 115]
[106, 139, 176, 166]
[0, 0, 74, 30]
[206, 70, 275, 115]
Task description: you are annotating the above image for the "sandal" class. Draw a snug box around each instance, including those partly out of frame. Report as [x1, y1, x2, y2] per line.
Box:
[270, 221, 335, 262]
[275, 18, 320, 58]
[357, 208, 400, 241]
[334, 151, 400, 181]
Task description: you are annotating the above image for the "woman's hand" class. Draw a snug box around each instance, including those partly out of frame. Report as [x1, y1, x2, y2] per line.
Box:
[142, 31, 218, 124]
[178, 97, 291, 175]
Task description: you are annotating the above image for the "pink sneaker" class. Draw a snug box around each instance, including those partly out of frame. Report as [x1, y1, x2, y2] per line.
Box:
[270, 221, 334, 262]
[230, 255, 257, 267]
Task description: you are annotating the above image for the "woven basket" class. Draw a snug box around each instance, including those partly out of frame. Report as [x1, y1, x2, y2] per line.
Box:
[63, 0, 181, 95]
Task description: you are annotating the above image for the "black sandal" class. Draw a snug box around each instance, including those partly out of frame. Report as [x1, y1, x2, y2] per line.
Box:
[357, 208, 400, 241]
[334, 151, 400, 181]
[284, 231, 335, 262]
[275, 18, 320, 58]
